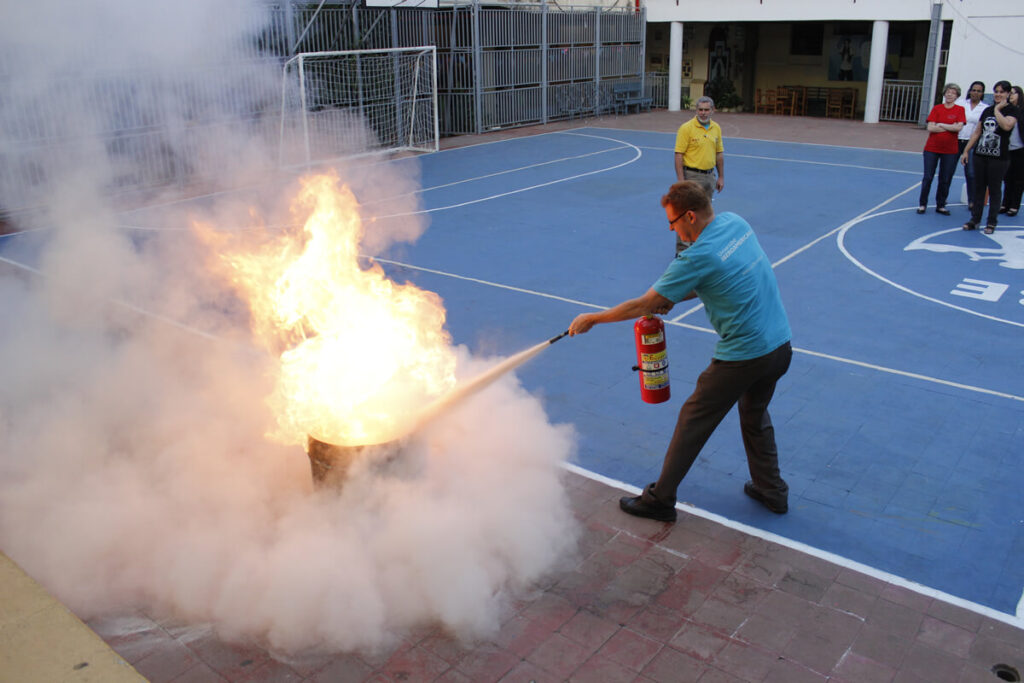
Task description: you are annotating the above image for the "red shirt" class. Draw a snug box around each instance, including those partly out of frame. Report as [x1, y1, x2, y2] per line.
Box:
[924, 104, 966, 154]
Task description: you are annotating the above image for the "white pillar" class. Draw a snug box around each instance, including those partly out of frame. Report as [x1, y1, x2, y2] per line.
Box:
[863, 20, 889, 123]
[668, 22, 683, 112]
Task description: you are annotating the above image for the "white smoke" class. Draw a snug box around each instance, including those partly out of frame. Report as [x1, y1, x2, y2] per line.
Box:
[0, 0, 579, 655]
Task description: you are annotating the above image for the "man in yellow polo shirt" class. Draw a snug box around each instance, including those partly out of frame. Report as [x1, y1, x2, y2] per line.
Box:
[674, 96, 725, 253]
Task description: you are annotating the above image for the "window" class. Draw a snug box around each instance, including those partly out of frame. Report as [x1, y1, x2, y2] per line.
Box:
[790, 23, 824, 56]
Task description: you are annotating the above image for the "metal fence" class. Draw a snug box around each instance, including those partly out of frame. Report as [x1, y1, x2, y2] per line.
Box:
[880, 79, 924, 123]
[278, 4, 646, 134]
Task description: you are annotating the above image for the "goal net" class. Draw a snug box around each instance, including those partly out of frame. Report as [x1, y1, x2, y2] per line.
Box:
[279, 46, 439, 167]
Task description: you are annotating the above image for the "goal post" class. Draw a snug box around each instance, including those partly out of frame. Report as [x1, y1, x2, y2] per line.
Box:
[279, 46, 439, 167]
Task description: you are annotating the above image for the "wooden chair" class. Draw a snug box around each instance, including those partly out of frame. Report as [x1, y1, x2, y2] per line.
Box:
[825, 89, 845, 118]
[755, 89, 776, 114]
[774, 88, 794, 116]
[841, 88, 856, 119]
[789, 86, 807, 116]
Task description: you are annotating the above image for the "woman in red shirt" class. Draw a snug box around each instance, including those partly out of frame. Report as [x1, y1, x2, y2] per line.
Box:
[918, 83, 966, 215]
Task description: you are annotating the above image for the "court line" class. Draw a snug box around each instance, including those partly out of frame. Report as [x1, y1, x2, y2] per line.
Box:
[597, 127, 920, 155]
[374, 132, 644, 219]
[362, 145, 633, 205]
[669, 181, 922, 323]
[97, 127, 917, 234]
[0, 254, 224, 343]
[836, 207, 1024, 330]
[372, 255, 1024, 404]
[80, 125, 919, 226]
[636, 144, 920, 176]
[564, 463, 1024, 627]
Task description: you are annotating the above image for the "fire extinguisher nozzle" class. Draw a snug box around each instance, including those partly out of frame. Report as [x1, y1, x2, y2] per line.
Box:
[548, 330, 570, 344]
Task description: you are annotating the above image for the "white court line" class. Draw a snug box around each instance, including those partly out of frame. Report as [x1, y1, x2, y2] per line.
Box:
[117, 129, 630, 219]
[374, 132, 643, 219]
[563, 463, 1024, 628]
[837, 207, 1024, 330]
[372, 255, 1024, 403]
[600, 127, 920, 155]
[362, 145, 631, 205]
[669, 181, 922, 323]
[104, 126, 918, 222]
[637, 144, 920, 176]
[0, 255, 224, 343]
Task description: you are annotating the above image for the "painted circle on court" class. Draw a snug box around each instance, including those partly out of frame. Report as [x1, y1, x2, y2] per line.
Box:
[837, 207, 1024, 328]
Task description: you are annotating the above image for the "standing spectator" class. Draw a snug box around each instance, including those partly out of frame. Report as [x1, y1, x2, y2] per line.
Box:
[998, 85, 1023, 217]
[956, 81, 987, 212]
[918, 83, 965, 215]
[960, 81, 1020, 233]
[673, 96, 724, 254]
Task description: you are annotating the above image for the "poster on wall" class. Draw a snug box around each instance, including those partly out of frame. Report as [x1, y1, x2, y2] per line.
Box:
[829, 35, 869, 81]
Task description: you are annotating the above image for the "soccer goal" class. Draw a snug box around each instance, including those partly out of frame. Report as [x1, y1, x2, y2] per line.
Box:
[278, 46, 439, 167]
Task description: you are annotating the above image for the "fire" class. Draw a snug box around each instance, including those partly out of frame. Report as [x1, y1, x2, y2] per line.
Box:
[194, 171, 457, 446]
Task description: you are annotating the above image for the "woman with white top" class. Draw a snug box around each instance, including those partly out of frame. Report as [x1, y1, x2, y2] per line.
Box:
[956, 81, 988, 212]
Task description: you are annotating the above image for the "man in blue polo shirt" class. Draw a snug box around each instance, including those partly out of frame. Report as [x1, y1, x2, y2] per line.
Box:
[568, 181, 792, 521]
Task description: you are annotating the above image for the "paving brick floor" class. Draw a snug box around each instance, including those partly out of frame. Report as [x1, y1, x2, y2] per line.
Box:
[86, 469, 1024, 683]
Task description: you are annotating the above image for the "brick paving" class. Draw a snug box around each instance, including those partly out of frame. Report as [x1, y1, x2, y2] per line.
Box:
[86, 470, 1024, 682]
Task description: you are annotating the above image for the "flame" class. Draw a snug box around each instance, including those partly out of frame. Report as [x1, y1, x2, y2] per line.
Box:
[194, 171, 456, 446]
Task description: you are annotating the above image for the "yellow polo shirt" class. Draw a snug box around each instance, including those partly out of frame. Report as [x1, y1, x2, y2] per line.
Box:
[674, 117, 724, 171]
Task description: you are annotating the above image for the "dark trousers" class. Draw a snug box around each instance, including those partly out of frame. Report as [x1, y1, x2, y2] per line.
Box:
[1001, 148, 1024, 212]
[649, 342, 792, 505]
[677, 168, 715, 254]
[971, 156, 1011, 227]
[919, 151, 958, 208]
[958, 139, 977, 208]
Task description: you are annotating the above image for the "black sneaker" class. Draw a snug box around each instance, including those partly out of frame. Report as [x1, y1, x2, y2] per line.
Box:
[619, 484, 677, 522]
[743, 481, 788, 514]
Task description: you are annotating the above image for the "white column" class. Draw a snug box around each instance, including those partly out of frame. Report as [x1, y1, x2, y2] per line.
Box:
[668, 22, 683, 112]
[863, 20, 889, 123]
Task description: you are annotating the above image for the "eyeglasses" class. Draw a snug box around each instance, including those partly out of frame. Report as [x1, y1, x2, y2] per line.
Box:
[668, 212, 688, 227]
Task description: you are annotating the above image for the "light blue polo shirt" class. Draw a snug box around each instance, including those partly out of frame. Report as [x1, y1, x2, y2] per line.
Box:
[653, 212, 791, 361]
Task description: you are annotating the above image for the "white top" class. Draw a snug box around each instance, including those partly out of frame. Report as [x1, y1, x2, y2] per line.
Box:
[956, 97, 989, 141]
[1010, 123, 1023, 152]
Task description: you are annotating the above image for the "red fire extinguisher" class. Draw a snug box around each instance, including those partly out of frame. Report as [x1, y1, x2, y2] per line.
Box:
[632, 315, 670, 404]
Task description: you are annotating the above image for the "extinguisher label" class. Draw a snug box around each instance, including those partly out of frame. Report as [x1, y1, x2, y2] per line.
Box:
[643, 369, 669, 390]
[641, 332, 664, 345]
[640, 351, 668, 370]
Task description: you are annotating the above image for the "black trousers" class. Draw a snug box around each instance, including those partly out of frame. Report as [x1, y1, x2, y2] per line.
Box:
[970, 156, 1011, 227]
[649, 342, 792, 505]
[1001, 148, 1024, 212]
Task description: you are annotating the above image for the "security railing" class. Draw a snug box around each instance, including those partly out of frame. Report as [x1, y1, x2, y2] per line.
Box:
[880, 79, 923, 123]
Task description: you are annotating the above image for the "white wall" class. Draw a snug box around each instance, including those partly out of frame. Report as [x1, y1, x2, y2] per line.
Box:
[944, 5, 1024, 96]
[645, 0, 938, 24]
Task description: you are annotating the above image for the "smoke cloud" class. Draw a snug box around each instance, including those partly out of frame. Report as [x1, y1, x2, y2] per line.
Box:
[0, 0, 578, 655]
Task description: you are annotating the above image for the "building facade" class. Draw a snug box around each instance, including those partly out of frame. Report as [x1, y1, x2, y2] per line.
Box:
[642, 0, 1023, 121]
